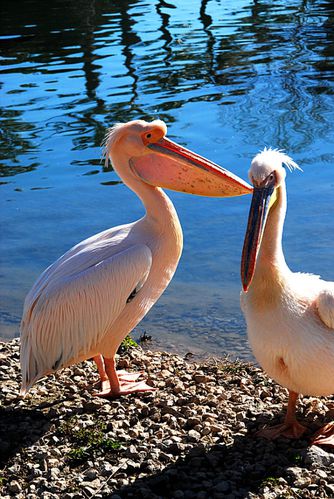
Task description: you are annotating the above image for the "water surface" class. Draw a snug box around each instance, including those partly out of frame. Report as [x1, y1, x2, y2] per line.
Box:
[1, 0, 333, 359]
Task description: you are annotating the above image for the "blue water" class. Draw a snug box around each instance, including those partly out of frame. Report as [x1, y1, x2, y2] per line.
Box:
[1, 0, 333, 359]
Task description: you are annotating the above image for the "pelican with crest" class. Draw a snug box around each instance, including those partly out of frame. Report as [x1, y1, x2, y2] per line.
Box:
[241, 148, 334, 446]
[20, 119, 252, 398]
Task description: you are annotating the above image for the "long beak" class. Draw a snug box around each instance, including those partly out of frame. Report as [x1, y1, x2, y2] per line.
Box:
[241, 183, 275, 292]
[130, 137, 252, 197]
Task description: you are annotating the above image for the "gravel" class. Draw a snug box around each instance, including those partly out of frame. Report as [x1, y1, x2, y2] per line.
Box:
[1, 339, 334, 498]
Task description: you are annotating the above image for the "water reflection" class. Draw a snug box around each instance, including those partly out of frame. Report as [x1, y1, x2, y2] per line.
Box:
[1, 0, 333, 175]
[156, 1, 174, 67]
[0, 109, 38, 176]
[118, 1, 142, 114]
[199, 0, 215, 73]
[1, 0, 333, 357]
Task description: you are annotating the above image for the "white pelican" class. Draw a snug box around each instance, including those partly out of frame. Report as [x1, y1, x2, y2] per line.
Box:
[240, 148, 334, 446]
[21, 119, 252, 398]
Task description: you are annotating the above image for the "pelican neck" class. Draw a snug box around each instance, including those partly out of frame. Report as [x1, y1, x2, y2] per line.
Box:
[256, 182, 289, 276]
[113, 158, 180, 228]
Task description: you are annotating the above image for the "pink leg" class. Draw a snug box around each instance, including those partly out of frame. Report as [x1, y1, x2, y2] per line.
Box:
[93, 355, 144, 391]
[257, 391, 307, 440]
[94, 357, 156, 398]
[93, 354, 110, 392]
[311, 422, 334, 448]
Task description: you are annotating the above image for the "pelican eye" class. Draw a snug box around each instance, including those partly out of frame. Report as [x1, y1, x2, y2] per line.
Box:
[266, 171, 277, 186]
[142, 129, 164, 145]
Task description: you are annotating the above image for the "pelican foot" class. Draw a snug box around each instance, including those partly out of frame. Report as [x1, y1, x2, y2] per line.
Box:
[117, 370, 144, 382]
[93, 370, 144, 392]
[311, 422, 334, 448]
[257, 420, 307, 440]
[94, 380, 156, 398]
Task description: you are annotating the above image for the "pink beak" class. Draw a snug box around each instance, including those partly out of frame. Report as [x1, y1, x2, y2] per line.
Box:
[130, 137, 252, 197]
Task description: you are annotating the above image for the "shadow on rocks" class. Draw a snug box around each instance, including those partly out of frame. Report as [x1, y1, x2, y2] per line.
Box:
[0, 406, 52, 466]
[112, 417, 323, 499]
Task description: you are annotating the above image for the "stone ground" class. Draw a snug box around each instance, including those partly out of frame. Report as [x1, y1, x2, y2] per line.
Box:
[1, 339, 334, 498]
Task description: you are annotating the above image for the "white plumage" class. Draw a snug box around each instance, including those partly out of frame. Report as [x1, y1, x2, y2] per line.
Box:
[20, 118, 251, 397]
[241, 148, 334, 446]
[21, 226, 153, 390]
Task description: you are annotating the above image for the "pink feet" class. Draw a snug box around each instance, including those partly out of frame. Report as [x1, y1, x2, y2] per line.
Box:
[257, 420, 307, 440]
[257, 390, 307, 441]
[311, 422, 334, 448]
[256, 390, 334, 447]
[95, 377, 156, 398]
[92, 355, 155, 398]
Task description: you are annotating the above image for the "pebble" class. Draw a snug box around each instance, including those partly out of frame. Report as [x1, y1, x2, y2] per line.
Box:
[326, 484, 334, 495]
[194, 374, 215, 384]
[84, 468, 98, 480]
[304, 445, 334, 468]
[214, 481, 230, 493]
[8, 480, 22, 494]
[1, 339, 334, 499]
[188, 429, 201, 441]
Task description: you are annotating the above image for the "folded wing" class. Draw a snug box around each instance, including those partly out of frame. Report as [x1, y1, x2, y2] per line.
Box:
[316, 284, 334, 330]
[20, 244, 152, 392]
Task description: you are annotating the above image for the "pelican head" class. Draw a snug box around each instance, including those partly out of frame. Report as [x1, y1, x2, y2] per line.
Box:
[241, 148, 300, 292]
[104, 119, 252, 197]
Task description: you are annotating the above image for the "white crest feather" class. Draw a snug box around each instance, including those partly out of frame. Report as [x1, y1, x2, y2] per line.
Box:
[102, 123, 125, 168]
[256, 147, 302, 172]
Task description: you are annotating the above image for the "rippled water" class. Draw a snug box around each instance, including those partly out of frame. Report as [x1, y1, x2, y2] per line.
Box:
[1, 0, 333, 359]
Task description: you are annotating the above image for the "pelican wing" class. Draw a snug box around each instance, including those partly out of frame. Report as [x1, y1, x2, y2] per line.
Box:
[21, 244, 152, 392]
[316, 284, 334, 330]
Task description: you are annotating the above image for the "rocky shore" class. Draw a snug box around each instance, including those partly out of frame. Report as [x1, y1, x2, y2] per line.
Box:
[1, 339, 334, 498]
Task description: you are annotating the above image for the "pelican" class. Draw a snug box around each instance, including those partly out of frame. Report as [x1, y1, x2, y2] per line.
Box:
[20, 119, 251, 398]
[240, 148, 334, 446]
